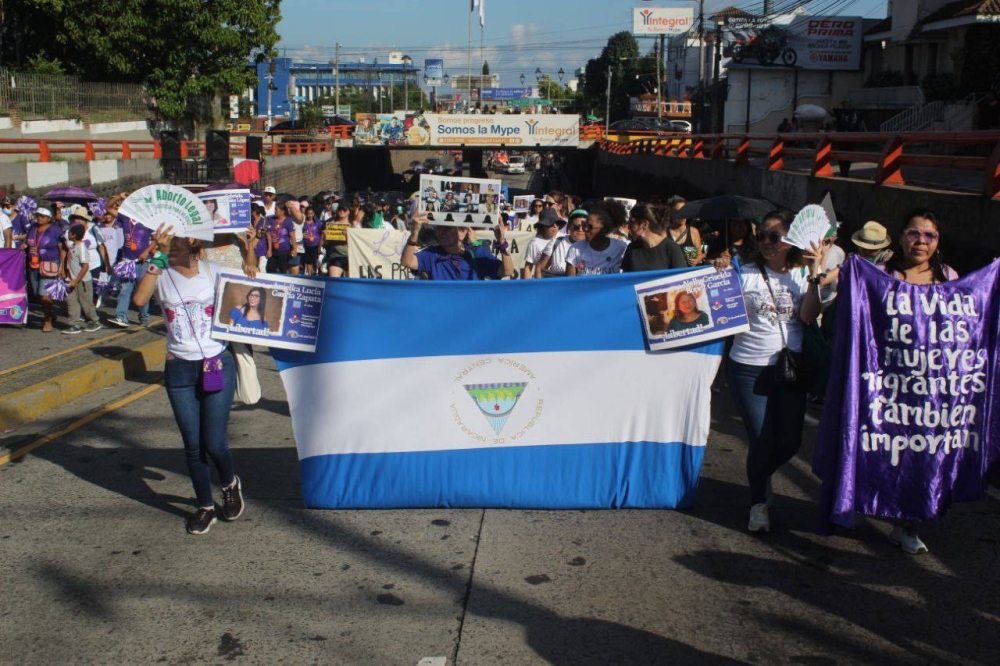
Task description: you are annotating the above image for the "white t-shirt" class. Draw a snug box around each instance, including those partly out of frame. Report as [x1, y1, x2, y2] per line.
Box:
[565, 238, 628, 275]
[524, 237, 551, 266]
[540, 236, 574, 276]
[730, 264, 810, 366]
[84, 223, 104, 268]
[67, 242, 93, 282]
[0, 212, 11, 248]
[156, 261, 227, 361]
[96, 223, 125, 265]
[820, 244, 846, 310]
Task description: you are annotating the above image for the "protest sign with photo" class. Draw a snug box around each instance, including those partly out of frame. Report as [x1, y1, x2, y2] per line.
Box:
[814, 257, 1000, 529]
[418, 175, 503, 228]
[119, 184, 214, 241]
[0, 249, 28, 325]
[347, 227, 533, 280]
[512, 195, 535, 214]
[197, 188, 251, 234]
[635, 266, 749, 351]
[211, 270, 326, 352]
[354, 112, 431, 147]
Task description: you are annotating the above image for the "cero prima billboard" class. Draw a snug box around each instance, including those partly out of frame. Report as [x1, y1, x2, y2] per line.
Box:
[632, 7, 695, 36]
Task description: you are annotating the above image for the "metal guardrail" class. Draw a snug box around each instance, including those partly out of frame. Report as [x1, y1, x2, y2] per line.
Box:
[0, 137, 332, 162]
[598, 130, 1000, 200]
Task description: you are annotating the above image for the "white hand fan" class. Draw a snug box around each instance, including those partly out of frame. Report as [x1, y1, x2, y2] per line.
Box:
[119, 184, 215, 241]
[782, 204, 832, 250]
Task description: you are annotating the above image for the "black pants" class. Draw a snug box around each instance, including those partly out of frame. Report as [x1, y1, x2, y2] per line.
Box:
[267, 252, 290, 274]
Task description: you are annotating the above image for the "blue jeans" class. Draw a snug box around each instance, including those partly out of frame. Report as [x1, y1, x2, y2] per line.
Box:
[116, 261, 150, 323]
[726, 359, 808, 505]
[164, 350, 237, 508]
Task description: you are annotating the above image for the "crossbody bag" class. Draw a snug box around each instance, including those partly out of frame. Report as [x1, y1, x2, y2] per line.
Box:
[165, 262, 225, 393]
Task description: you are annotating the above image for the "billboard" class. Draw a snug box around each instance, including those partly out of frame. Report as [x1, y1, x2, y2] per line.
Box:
[632, 7, 695, 36]
[428, 114, 579, 147]
[424, 58, 444, 86]
[352, 113, 579, 148]
[481, 88, 536, 100]
[727, 15, 864, 70]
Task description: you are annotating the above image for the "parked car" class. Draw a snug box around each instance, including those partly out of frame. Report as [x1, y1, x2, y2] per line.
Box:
[608, 120, 650, 132]
[505, 155, 526, 174]
[668, 120, 693, 133]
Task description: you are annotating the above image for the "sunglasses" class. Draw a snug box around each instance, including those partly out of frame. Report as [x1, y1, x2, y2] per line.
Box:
[583, 223, 603, 231]
[543, 202, 555, 207]
[568, 223, 585, 231]
[903, 229, 939, 244]
[755, 231, 784, 244]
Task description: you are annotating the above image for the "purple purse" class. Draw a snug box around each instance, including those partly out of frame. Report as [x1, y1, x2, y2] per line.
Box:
[167, 266, 225, 393]
[201, 355, 225, 392]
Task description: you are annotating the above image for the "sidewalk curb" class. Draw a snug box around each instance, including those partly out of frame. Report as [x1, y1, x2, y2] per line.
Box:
[0, 338, 166, 432]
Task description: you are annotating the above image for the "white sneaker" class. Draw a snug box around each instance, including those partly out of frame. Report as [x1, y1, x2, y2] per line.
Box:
[748, 503, 770, 533]
[888, 526, 928, 554]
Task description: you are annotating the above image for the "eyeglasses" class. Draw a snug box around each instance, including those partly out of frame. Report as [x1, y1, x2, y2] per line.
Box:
[755, 231, 783, 244]
[903, 229, 939, 244]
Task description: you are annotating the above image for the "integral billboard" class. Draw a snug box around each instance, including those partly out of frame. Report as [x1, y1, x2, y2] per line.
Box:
[632, 7, 695, 36]
[352, 113, 580, 147]
[727, 15, 863, 70]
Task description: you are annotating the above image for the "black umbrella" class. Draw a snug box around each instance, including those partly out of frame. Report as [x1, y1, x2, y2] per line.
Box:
[675, 195, 774, 221]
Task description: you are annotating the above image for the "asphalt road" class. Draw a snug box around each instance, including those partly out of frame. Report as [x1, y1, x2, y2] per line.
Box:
[2, 351, 1000, 665]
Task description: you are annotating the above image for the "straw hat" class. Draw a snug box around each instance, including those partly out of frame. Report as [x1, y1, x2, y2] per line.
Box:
[851, 221, 891, 250]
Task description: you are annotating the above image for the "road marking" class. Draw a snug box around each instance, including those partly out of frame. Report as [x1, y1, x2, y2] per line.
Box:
[0, 383, 162, 468]
[0, 319, 162, 378]
[416, 658, 447, 666]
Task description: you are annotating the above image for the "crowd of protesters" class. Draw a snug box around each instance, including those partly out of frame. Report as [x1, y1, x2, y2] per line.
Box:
[0, 185, 961, 547]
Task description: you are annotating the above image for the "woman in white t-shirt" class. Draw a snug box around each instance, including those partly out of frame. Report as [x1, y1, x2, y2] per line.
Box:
[133, 225, 247, 536]
[718, 209, 825, 534]
[564, 208, 628, 276]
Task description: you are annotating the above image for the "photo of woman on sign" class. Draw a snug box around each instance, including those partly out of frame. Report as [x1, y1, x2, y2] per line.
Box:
[228, 286, 269, 331]
[219, 281, 283, 334]
[667, 291, 711, 334]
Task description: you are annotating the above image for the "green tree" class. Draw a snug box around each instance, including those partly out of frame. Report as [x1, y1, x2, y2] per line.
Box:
[583, 31, 640, 121]
[536, 76, 570, 103]
[1, 0, 280, 122]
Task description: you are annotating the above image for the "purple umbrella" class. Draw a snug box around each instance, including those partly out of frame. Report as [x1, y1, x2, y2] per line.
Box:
[44, 186, 100, 203]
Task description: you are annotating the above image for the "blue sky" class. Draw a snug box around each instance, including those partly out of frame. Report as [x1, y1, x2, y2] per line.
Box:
[276, 0, 889, 88]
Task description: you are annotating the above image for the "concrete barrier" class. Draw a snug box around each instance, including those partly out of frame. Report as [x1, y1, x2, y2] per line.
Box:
[0, 337, 166, 432]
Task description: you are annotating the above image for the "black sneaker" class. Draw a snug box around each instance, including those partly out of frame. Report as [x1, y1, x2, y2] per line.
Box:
[62, 325, 83, 335]
[220, 476, 244, 521]
[186, 507, 217, 535]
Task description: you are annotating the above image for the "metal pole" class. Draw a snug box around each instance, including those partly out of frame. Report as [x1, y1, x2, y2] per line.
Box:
[266, 59, 273, 130]
[697, 0, 705, 132]
[468, 8, 473, 110]
[404, 72, 408, 113]
[658, 35, 664, 119]
[334, 43, 340, 118]
[744, 69, 751, 133]
[605, 64, 612, 134]
[713, 21, 722, 133]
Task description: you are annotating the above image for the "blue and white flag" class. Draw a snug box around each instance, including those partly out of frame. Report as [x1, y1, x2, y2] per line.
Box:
[272, 271, 723, 509]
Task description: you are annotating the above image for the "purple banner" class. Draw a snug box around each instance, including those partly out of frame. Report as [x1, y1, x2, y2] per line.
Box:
[0, 249, 28, 325]
[814, 256, 1000, 530]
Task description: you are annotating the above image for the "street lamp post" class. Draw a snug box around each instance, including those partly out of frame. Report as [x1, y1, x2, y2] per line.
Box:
[520, 73, 525, 86]
[712, 17, 724, 133]
[558, 68, 565, 108]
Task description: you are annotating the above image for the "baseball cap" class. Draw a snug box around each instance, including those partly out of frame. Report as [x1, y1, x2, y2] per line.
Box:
[36, 207, 53, 217]
[263, 186, 276, 195]
[569, 209, 589, 220]
[536, 208, 563, 227]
